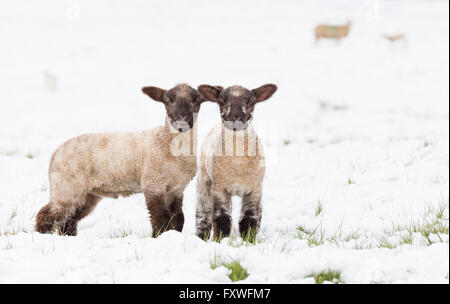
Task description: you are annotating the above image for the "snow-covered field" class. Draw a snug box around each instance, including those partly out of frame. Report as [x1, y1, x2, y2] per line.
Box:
[0, 0, 448, 283]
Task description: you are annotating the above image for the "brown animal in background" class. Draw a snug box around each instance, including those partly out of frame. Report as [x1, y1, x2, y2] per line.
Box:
[195, 84, 277, 241]
[315, 21, 351, 42]
[35, 84, 207, 237]
[383, 34, 407, 46]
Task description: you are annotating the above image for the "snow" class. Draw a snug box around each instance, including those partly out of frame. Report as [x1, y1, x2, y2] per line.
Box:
[0, 0, 448, 283]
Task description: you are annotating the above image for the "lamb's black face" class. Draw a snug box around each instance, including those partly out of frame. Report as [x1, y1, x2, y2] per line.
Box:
[218, 86, 255, 131]
[198, 84, 278, 132]
[142, 84, 204, 132]
[164, 85, 204, 132]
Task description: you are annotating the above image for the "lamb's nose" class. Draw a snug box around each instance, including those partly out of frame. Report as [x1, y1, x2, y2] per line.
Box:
[231, 115, 240, 123]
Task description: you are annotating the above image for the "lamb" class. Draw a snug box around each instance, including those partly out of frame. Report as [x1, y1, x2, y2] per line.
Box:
[314, 21, 351, 42]
[195, 84, 277, 241]
[35, 84, 206, 237]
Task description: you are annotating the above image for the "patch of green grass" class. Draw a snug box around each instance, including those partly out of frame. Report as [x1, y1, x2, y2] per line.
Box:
[297, 225, 307, 234]
[223, 261, 249, 282]
[347, 178, 355, 185]
[150, 215, 177, 238]
[400, 232, 413, 245]
[308, 270, 341, 284]
[226, 261, 249, 282]
[225, 229, 261, 247]
[427, 203, 447, 220]
[9, 209, 18, 222]
[109, 228, 133, 238]
[26, 153, 34, 159]
[283, 140, 291, 146]
[381, 202, 448, 247]
[241, 228, 258, 245]
[296, 224, 361, 248]
[294, 201, 448, 250]
[0, 227, 27, 236]
[343, 231, 361, 242]
[379, 238, 397, 249]
[211, 256, 249, 282]
[296, 224, 325, 246]
[328, 229, 361, 244]
[307, 228, 325, 246]
[137, 231, 152, 239]
[315, 202, 323, 217]
[353, 242, 374, 250]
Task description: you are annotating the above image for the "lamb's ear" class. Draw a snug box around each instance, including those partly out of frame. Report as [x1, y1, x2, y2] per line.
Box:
[198, 85, 222, 102]
[252, 84, 277, 103]
[142, 86, 166, 102]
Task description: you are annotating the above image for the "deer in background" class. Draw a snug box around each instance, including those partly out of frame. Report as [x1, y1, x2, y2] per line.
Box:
[383, 34, 407, 47]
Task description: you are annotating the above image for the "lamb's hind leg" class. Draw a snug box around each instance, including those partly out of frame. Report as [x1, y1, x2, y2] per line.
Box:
[239, 191, 262, 242]
[35, 194, 101, 236]
[212, 188, 232, 241]
[35, 201, 78, 236]
[36, 202, 64, 234]
[72, 193, 102, 222]
[57, 193, 103, 235]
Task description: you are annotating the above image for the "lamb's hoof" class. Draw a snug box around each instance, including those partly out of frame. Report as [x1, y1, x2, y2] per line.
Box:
[196, 229, 211, 241]
[213, 214, 232, 241]
[239, 217, 258, 243]
[56, 221, 78, 236]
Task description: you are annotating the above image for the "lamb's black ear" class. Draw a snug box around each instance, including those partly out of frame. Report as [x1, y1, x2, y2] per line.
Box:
[252, 84, 277, 103]
[198, 85, 222, 102]
[142, 86, 166, 102]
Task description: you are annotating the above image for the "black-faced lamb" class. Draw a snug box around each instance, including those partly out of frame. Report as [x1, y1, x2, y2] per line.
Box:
[36, 84, 205, 237]
[195, 84, 277, 241]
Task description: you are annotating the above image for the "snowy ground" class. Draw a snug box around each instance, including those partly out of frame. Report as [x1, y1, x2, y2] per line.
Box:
[0, 0, 448, 283]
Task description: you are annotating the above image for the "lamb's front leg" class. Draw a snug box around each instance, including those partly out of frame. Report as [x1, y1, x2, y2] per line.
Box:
[195, 176, 213, 240]
[169, 194, 185, 232]
[212, 187, 232, 241]
[145, 191, 175, 238]
[239, 191, 262, 242]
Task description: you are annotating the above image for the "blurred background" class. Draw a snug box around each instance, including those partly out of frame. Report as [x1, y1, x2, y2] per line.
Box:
[1, 0, 448, 148]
